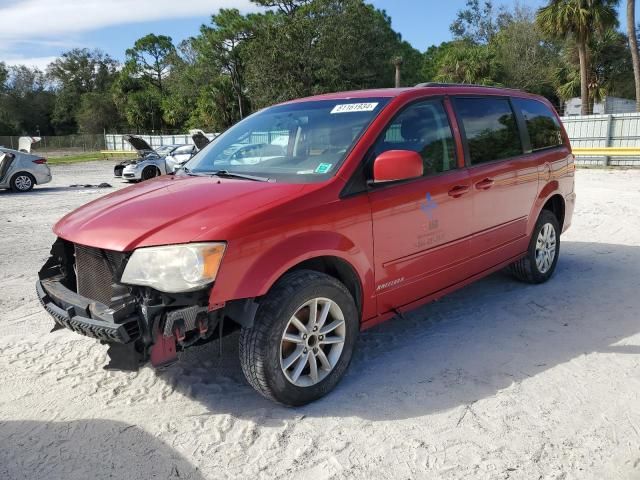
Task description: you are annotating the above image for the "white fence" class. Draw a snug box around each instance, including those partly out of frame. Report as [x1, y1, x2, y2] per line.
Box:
[560, 113, 640, 166]
[104, 133, 217, 151]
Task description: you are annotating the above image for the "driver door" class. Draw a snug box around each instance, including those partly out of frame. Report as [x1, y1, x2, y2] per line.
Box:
[368, 99, 473, 313]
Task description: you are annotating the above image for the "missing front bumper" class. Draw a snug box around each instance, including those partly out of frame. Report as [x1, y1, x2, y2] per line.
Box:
[36, 277, 140, 344]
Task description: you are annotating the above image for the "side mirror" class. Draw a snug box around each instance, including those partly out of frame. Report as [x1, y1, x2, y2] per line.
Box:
[372, 150, 423, 183]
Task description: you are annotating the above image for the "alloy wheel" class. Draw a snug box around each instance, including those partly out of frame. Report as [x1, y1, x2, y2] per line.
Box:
[279, 297, 346, 387]
[535, 223, 557, 274]
[14, 175, 32, 191]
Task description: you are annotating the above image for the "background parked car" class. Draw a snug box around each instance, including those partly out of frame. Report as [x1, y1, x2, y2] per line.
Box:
[113, 135, 196, 182]
[0, 148, 51, 192]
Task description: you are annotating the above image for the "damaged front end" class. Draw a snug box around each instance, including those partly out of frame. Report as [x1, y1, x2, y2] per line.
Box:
[36, 238, 229, 371]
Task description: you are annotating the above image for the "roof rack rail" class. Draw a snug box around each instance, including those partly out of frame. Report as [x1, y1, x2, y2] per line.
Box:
[414, 82, 522, 91]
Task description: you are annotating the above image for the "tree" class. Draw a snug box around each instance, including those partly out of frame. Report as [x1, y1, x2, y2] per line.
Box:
[76, 92, 121, 133]
[492, 9, 561, 99]
[0, 66, 55, 135]
[450, 0, 499, 44]
[197, 9, 253, 119]
[118, 34, 177, 131]
[537, 0, 619, 115]
[47, 49, 118, 134]
[627, 0, 640, 110]
[244, 0, 410, 108]
[434, 41, 501, 84]
[124, 34, 176, 97]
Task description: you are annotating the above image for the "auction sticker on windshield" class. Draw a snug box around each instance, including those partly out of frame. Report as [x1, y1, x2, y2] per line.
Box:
[331, 103, 379, 114]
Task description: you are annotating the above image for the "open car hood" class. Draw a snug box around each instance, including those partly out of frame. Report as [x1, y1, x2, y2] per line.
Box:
[124, 135, 154, 153]
[190, 129, 211, 150]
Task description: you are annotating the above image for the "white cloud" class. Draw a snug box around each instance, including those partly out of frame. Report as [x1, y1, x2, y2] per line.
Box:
[3, 56, 60, 71]
[0, 0, 259, 42]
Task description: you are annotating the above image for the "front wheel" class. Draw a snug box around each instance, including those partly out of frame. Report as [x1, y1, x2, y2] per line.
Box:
[239, 270, 359, 406]
[141, 166, 160, 181]
[509, 210, 560, 284]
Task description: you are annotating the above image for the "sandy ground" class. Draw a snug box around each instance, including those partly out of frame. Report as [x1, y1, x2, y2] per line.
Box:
[0, 162, 639, 480]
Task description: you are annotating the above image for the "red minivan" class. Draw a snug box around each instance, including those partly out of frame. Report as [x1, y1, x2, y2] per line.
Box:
[37, 84, 575, 405]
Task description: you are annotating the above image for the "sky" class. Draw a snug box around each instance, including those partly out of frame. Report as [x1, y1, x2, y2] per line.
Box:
[0, 0, 632, 70]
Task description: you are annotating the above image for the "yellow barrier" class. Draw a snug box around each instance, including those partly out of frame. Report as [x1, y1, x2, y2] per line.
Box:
[573, 147, 640, 156]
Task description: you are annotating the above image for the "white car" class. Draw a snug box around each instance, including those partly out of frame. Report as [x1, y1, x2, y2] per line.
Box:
[0, 148, 52, 192]
[116, 136, 197, 182]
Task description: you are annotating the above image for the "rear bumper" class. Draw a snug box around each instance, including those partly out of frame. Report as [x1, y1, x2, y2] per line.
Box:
[563, 191, 576, 233]
[36, 277, 140, 344]
[33, 166, 52, 185]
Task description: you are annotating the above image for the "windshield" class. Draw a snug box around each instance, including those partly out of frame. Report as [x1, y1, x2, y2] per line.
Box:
[183, 98, 389, 183]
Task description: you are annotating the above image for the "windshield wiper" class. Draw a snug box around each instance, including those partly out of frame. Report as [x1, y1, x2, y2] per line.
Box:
[210, 170, 270, 182]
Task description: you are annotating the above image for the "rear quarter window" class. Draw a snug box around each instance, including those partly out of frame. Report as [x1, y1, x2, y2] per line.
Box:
[453, 97, 523, 166]
[512, 98, 564, 151]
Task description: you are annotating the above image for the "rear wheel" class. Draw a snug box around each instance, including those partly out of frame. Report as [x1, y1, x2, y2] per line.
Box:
[10, 172, 35, 192]
[509, 210, 560, 284]
[239, 270, 359, 406]
[141, 166, 160, 181]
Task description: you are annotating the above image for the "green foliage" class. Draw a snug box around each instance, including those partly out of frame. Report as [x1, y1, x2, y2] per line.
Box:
[0, 65, 54, 135]
[1, 0, 637, 136]
[47, 49, 119, 134]
[434, 41, 502, 85]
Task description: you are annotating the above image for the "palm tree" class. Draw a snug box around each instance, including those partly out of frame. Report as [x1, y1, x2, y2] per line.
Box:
[627, 0, 640, 111]
[537, 0, 619, 115]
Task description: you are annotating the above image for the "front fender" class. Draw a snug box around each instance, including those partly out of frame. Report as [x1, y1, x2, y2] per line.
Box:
[208, 230, 374, 315]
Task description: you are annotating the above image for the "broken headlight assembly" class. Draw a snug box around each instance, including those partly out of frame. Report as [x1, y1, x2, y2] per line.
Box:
[120, 242, 226, 293]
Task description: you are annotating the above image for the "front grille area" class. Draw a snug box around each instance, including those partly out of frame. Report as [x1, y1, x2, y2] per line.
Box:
[74, 244, 125, 306]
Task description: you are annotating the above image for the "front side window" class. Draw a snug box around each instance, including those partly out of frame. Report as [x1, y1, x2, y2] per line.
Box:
[454, 97, 523, 165]
[373, 100, 457, 175]
[185, 99, 388, 183]
[513, 98, 564, 151]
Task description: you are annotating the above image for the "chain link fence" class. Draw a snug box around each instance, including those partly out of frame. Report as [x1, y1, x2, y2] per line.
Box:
[0, 134, 105, 154]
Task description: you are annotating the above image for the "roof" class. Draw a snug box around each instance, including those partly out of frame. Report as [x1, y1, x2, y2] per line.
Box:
[283, 83, 537, 105]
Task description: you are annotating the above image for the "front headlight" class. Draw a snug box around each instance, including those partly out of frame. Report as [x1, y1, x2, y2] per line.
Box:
[121, 243, 226, 293]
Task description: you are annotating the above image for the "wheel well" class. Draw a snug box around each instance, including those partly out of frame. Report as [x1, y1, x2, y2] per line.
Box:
[286, 256, 363, 319]
[542, 194, 565, 230]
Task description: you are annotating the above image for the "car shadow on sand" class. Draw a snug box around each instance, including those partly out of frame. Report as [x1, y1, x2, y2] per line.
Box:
[0, 186, 115, 196]
[156, 240, 640, 420]
[0, 419, 206, 480]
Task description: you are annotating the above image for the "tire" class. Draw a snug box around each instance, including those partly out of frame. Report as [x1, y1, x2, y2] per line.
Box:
[509, 209, 560, 284]
[10, 172, 35, 192]
[239, 270, 359, 406]
[141, 166, 159, 181]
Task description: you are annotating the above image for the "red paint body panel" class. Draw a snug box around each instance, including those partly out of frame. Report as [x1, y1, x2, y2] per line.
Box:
[53, 85, 575, 327]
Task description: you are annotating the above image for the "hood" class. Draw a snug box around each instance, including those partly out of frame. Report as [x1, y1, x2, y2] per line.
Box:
[124, 134, 154, 153]
[190, 129, 211, 150]
[54, 175, 306, 251]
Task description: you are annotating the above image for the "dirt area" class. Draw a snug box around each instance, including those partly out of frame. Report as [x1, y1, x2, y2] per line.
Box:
[1, 163, 639, 480]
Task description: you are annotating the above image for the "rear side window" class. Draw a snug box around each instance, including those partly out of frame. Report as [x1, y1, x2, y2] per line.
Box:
[454, 97, 522, 165]
[374, 100, 457, 175]
[513, 98, 563, 151]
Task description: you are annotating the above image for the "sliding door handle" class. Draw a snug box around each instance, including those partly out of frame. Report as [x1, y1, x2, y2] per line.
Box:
[448, 185, 470, 198]
[475, 178, 495, 190]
